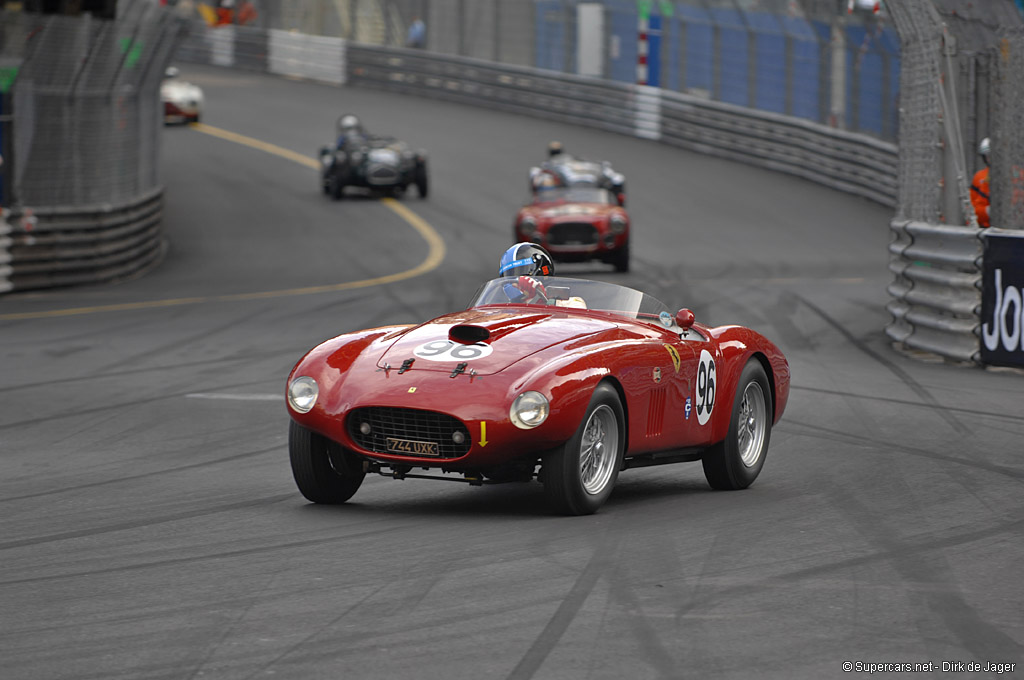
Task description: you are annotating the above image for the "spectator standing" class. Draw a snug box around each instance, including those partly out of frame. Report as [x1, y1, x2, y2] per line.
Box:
[971, 137, 991, 228]
[407, 17, 426, 49]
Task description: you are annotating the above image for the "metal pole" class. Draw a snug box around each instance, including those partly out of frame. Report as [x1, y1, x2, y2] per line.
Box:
[830, 12, 846, 128]
[494, 0, 500, 63]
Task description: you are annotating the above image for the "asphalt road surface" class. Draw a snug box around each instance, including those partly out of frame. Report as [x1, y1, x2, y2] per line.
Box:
[1, 64, 1022, 680]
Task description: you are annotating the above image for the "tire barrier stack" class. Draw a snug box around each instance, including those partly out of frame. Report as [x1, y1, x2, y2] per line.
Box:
[886, 219, 983, 363]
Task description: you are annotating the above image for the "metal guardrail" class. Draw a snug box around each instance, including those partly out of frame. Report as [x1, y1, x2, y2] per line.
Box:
[175, 26, 901, 205]
[345, 44, 899, 207]
[885, 219, 983, 363]
[3, 189, 165, 291]
[0, 210, 12, 293]
[658, 93, 898, 207]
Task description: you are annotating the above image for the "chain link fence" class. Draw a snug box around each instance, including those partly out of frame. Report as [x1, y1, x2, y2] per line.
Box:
[0, 4, 189, 293]
[173, 0, 899, 141]
[1, 2, 187, 208]
[884, 0, 1024, 228]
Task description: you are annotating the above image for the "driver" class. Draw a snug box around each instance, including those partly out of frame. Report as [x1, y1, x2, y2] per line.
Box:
[499, 243, 554, 304]
[336, 114, 366, 149]
[497, 244, 587, 308]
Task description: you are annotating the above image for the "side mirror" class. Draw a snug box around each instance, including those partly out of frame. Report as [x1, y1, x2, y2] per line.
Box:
[675, 308, 695, 332]
[616, 192, 626, 207]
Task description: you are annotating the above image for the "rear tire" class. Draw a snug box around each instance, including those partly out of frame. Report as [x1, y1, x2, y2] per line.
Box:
[702, 360, 772, 490]
[289, 421, 365, 503]
[542, 383, 625, 515]
[415, 161, 428, 198]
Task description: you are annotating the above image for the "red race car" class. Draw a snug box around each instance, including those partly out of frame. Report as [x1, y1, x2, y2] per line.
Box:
[515, 184, 631, 273]
[286, 276, 790, 515]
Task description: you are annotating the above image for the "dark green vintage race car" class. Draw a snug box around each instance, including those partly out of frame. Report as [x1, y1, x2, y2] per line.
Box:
[319, 113, 428, 200]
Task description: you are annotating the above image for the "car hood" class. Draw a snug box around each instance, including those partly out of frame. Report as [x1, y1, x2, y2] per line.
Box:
[376, 307, 616, 375]
[161, 80, 202, 100]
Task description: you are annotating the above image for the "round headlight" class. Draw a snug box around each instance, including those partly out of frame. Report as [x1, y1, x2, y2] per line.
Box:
[510, 391, 549, 429]
[609, 215, 627, 234]
[287, 376, 319, 413]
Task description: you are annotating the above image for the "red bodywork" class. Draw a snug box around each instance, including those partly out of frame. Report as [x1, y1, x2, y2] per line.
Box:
[514, 197, 630, 269]
[287, 304, 789, 475]
[163, 101, 199, 124]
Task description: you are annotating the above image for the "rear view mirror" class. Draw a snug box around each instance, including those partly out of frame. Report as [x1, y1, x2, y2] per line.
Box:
[675, 308, 695, 331]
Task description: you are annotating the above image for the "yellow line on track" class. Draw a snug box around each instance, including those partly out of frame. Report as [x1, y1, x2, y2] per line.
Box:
[0, 123, 446, 321]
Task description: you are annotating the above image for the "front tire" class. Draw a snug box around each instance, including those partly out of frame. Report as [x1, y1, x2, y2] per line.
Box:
[702, 360, 772, 490]
[331, 172, 345, 200]
[289, 421, 366, 503]
[611, 244, 630, 273]
[542, 383, 625, 515]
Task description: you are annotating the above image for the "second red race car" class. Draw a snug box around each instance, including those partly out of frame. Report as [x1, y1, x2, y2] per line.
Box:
[514, 184, 631, 272]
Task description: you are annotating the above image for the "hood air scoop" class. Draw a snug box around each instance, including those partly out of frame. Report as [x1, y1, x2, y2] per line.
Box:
[449, 325, 491, 345]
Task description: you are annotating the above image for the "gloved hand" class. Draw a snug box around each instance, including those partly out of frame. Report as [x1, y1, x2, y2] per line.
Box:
[518, 275, 549, 304]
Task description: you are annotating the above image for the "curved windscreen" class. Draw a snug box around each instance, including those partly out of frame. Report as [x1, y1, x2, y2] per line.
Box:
[533, 187, 616, 205]
[470, 276, 680, 330]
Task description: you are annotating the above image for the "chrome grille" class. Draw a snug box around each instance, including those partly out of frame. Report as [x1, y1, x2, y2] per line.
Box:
[547, 222, 598, 246]
[347, 407, 471, 458]
[367, 164, 399, 184]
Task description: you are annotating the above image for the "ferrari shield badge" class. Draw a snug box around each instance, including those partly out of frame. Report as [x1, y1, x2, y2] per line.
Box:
[663, 344, 681, 373]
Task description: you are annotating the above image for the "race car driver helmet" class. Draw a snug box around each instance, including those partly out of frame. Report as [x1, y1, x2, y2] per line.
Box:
[499, 242, 555, 278]
[979, 137, 991, 165]
[339, 114, 362, 134]
[548, 141, 564, 158]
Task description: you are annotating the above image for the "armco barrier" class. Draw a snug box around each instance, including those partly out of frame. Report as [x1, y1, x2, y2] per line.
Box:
[0, 210, 12, 293]
[3, 189, 165, 291]
[175, 27, 898, 207]
[885, 219, 983, 363]
[345, 44, 899, 207]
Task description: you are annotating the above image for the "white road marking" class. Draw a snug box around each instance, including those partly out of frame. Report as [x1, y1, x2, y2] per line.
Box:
[186, 393, 282, 401]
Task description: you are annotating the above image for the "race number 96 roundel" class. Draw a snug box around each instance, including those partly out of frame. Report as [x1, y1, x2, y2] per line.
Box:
[695, 349, 716, 425]
[413, 340, 494, 362]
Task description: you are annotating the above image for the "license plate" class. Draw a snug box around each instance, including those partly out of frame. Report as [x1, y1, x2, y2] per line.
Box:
[386, 437, 439, 456]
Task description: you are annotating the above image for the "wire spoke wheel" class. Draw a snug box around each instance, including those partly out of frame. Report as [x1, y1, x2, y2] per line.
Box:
[702, 360, 772, 491]
[737, 382, 767, 467]
[543, 383, 625, 515]
[579, 404, 619, 495]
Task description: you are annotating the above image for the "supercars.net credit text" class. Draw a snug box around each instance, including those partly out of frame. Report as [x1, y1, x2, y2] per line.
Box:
[842, 661, 1016, 674]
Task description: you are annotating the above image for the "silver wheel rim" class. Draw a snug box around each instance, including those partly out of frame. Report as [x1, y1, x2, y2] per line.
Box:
[579, 404, 619, 495]
[737, 381, 767, 467]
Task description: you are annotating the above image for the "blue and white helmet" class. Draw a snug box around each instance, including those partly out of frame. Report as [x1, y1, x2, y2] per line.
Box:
[499, 242, 554, 278]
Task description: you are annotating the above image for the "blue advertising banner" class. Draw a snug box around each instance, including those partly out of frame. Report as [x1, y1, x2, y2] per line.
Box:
[981, 230, 1024, 368]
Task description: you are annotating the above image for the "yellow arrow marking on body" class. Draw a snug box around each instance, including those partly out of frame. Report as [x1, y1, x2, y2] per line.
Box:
[479, 421, 489, 447]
